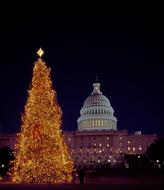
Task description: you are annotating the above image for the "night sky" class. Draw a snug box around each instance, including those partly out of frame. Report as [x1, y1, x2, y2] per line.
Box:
[0, 4, 163, 136]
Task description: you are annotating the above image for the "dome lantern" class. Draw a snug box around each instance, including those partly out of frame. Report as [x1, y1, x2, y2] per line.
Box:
[92, 83, 102, 95]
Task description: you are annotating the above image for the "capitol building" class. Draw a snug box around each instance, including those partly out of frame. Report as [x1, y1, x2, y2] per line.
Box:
[0, 81, 157, 167]
[64, 82, 157, 167]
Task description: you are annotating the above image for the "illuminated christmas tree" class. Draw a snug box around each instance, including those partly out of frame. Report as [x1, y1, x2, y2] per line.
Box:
[12, 48, 74, 183]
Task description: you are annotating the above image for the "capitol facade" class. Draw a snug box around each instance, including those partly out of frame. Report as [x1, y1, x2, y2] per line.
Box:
[0, 81, 157, 167]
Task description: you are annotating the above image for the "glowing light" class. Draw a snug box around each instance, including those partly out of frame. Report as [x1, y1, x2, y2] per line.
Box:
[37, 48, 44, 57]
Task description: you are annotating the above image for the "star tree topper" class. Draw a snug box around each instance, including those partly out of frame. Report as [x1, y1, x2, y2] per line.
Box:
[37, 48, 44, 57]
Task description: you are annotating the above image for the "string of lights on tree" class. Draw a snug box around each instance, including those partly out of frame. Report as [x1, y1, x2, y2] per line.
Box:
[11, 48, 74, 183]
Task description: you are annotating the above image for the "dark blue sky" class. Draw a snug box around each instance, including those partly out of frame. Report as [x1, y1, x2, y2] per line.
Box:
[0, 4, 163, 136]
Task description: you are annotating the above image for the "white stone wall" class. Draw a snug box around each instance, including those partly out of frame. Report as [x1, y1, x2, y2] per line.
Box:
[64, 130, 157, 166]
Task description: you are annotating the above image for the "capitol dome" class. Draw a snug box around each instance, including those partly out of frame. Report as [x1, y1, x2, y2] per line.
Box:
[77, 82, 117, 131]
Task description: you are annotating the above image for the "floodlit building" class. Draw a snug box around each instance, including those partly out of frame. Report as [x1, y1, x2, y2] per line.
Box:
[64, 82, 157, 167]
[0, 82, 157, 167]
